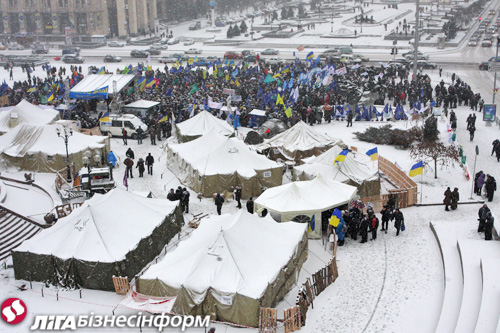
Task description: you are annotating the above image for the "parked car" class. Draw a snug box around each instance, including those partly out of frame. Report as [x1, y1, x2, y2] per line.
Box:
[0, 43, 5, 50]
[160, 37, 170, 45]
[479, 62, 489, 70]
[189, 21, 201, 30]
[99, 114, 148, 139]
[322, 48, 340, 56]
[411, 60, 437, 69]
[62, 55, 85, 64]
[7, 43, 24, 50]
[158, 56, 172, 63]
[185, 48, 202, 54]
[151, 43, 168, 50]
[62, 47, 81, 55]
[352, 54, 369, 62]
[147, 48, 161, 55]
[183, 39, 195, 46]
[130, 49, 150, 58]
[244, 55, 258, 62]
[206, 56, 219, 62]
[108, 41, 125, 47]
[224, 51, 243, 59]
[31, 44, 49, 54]
[241, 49, 255, 57]
[402, 50, 424, 57]
[104, 55, 122, 62]
[405, 53, 429, 60]
[267, 57, 284, 64]
[167, 38, 180, 45]
[261, 48, 279, 55]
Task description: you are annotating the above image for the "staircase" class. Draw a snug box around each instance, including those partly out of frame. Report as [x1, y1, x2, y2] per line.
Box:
[0, 206, 43, 261]
[431, 222, 500, 333]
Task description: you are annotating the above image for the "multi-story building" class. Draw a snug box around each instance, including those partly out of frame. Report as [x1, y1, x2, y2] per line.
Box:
[0, 0, 157, 37]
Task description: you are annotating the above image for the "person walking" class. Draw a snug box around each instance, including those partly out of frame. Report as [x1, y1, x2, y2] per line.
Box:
[122, 128, 128, 145]
[136, 157, 145, 177]
[478, 204, 490, 232]
[484, 212, 494, 241]
[246, 197, 254, 214]
[145, 153, 154, 175]
[137, 126, 144, 144]
[149, 125, 156, 145]
[443, 187, 452, 211]
[370, 214, 379, 241]
[215, 193, 224, 215]
[234, 186, 242, 209]
[124, 157, 134, 178]
[468, 123, 475, 142]
[182, 187, 190, 213]
[126, 147, 134, 160]
[107, 151, 118, 168]
[485, 175, 497, 201]
[380, 205, 391, 233]
[451, 187, 459, 210]
[492, 139, 500, 156]
[393, 208, 404, 236]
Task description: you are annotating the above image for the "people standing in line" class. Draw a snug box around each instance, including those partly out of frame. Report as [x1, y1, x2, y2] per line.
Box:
[234, 186, 242, 209]
[167, 188, 176, 201]
[149, 125, 156, 145]
[393, 208, 404, 236]
[122, 128, 128, 145]
[443, 187, 452, 211]
[215, 193, 224, 215]
[336, 217, 346, 246]
[485, 175, 497, 202]
[136, 157, 145, 177]
[182, 187, 190, 213]
[359, 214, 369, 243]
[475, 171, 485, 195]
[126, 147, 134, 160]
[478, 204, 490, 233]
[380, 205, 391, 233]
[484, 212, 494, 241]
[145, 153, 154, 175]
[124, 157, 134, 178]
[246, 197, 254, 214]
[137, 126, 144, 144]
[451, 187, 459, 210]
[370, 214, 379, 241]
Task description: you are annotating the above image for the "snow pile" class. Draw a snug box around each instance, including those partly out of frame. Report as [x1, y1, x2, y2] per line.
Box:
[0, 100, 59, 133]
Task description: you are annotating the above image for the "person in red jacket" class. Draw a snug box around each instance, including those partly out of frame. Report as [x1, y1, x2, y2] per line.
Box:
[371, 215, 379, 241]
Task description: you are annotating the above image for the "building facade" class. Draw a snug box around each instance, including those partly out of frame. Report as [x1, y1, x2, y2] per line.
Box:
[0, 0, 157, 37]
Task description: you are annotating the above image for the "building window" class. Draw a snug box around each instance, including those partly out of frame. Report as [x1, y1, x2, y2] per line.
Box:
[47, 155, 54, 161]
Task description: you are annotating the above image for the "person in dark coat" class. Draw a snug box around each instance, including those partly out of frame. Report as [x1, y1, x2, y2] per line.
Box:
[393, 208, 404, 236]
[346, 111, 353, 127]
[492, 139, 500, 156]
[136, 157, 145, 177]
[443, 187, 452, 211]
[175, 186, 183, 201]
[485, 175, 497, 202]
[124, 157, 134, 178]
[495, 143, 500, 162]
[137, 126, 144, 144]
[478, 204, 490, 232]
[451, 188, 459, 210]
[234, 186, 242, 209]
[215, 193, 224, 215]
[126, 148, 135, 160]
[359, 214, 369, 243]
[182, 187, 190, 213]
[145, 153, 154, 175]
[122, 128, 128, 145]
[246, 197, 254, 214]
[468, 123, 476, 141]
[167, 188, 176, 201]
[380, 205, 391, 233]
[484, 212, 494, 241]
[475, 171, 484, 195]
[149, 125, 156, 145]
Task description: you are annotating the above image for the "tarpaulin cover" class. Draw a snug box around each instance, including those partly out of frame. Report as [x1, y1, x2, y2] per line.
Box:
[0, 100, 59, 133]
[70, 74, 135, 98]
[175, 111, 234, 142]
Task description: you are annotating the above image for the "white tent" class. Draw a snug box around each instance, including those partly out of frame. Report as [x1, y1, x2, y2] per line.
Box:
[254, 174, 357, 238]
[13, 188, 183, 291]
[257, 121, 342, 162]
[0, 100, 59, 134]
[0, 123, 109, 172]
[175, 110, 234, 142]
[137, 210, 308, 327]
[167, 130, 282, 198]
[124, 100, 160, 109]
[70, 74, 135, 98]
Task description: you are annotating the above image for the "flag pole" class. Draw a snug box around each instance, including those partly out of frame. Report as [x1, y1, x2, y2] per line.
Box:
[420, 169, 423, 204]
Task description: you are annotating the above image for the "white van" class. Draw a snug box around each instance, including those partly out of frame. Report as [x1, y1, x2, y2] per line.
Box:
[99, 114, 148, 139]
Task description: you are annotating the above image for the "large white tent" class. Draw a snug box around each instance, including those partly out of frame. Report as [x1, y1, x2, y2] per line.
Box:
[254, 174, 358, 238]
[167, 130, 282, 198]
[0, 100, 59, 134]
[294, 145, 380, 197]
[13, 188, 183, 290]
[0, 123, 109, 172]
[70, 74, 135, 98]
[256, 121, 342, 162]
[137, 210, 308, 327]
[175, 110, 234, 142]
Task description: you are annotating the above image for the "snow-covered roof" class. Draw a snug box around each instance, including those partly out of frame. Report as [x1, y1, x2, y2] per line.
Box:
[70, 74, 135, 96]
[15, 188, 178, 262]
[0, 123, 107, 157]
[254, 174, 357, 215]
[140, 210, 306, 298]
[249, 109, 266, 116]
[169, 130, 279, 177]
[176, 111, 234, 138]
[296, 145, 379, 184]
[257, 121, 341, 154]
[0, 100, 59, 133]
[124, 100, 160, 109]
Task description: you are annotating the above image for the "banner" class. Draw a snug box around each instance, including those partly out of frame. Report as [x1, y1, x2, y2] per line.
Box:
[35, 13, 41, 29]
[52, 14, 58, 30]
[65, 27, 72, 45]
[19, 13, 25, 30]
[223, 88, 235, 95]
[3, 14, 9, 32]
[69, 86, 109, 100]
[483, 104, 496, 122]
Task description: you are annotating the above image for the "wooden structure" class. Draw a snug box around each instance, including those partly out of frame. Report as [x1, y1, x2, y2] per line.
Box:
[112, 276, 130, 295]
[259, 308, 278, 333]
[55, 202, 83, 218]
[283, 306, 301, 333]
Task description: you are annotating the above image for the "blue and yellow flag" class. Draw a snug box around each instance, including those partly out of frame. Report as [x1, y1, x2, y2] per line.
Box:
[97, 66, 105, 74]
[366, 147, 379, 161]
[27, 85, 36, 93]
[334, 149, 349, 164]
[188, 58, 194, 65]
[329, 208, 342, 227]
[99, 112, 110, 122]
[409, 161, 423, 177]
[145, 77, 155, 89]
[308, 215, 315, 233]
[306, 51, 314, 61]
[47, 91, 54, 102]
[276, 94, 284, 106]
[159, 114, 169, 123]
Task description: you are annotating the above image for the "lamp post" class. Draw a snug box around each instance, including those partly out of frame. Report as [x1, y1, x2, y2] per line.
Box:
[493, 35, 500, 104]
[331, 12, 334, 33]
[57, 126, 73, 182]
[470, 145, 479, 199]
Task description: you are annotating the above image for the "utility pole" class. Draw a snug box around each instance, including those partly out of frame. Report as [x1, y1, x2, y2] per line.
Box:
[413, 0, 420, 81]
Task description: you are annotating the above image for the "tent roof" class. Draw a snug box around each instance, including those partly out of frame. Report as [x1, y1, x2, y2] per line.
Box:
[0, 100, 58, 132]
[297, 145, 379, 184]
[254, 174, 357, 215]
[257, 121, 341, 154]
[249, 109, 266, 116]
[141, 210, 306, 298]
[169, 130, 280, 177]
[15, 188, 178, 262]
[70, 74, 135, 97]
[124, 100, 160, 109]
[176, 111, 234, 138]
[0, 123, 107, 157]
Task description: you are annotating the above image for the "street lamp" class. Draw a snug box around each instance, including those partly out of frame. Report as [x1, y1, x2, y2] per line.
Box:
[492, 34, 500, 104]
[331, 13, 334, 33]
[56, 126, 73, 182]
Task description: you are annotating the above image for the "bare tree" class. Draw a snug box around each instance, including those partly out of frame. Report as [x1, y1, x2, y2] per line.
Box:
[410, 140, 460, 179]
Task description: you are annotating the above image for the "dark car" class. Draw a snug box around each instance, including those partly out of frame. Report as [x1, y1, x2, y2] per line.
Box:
[147, 48, 161, 55]
[130, 49, 150, 58]
[194, 57, 208, 66]
[242, 49, 255, 57]
[479, 62, 489, 70]
[104, 55, 122, 62]
[261, 48, 279, 55]
[244, 55, 258, 62]
[62, 55, 85, 64]
[31, 44, 49, 54]
[224, 51, 243, 59]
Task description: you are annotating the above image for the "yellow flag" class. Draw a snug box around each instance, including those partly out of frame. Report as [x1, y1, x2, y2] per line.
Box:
[285, 106, 292, 118]
[225, 74, 229, 81]
[235, 78, 240, 87]
[213, 67, 218, 78]
[188, 58, 193, 65]
[203, 69, 206, 79]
